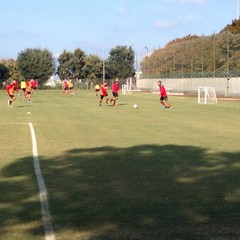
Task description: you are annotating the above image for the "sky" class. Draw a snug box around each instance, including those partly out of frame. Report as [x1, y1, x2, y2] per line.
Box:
[0, 0, 238, 61]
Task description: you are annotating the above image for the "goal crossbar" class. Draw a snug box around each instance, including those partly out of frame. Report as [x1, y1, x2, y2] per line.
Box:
[198, 86, 218, 104]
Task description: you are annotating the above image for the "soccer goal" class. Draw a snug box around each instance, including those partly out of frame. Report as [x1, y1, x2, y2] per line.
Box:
[198, 86, 218, 104]
[122, 84, 131, 95]
[122, 78, 133, 95]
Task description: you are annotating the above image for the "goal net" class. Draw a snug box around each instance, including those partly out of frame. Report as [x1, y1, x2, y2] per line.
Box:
[122, 84, 131, 95]
[198, 86, 218, 104]
[122, 77, 136, 95]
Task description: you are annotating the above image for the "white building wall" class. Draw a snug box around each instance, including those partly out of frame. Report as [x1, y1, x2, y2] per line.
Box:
[137, 77, 240, 97]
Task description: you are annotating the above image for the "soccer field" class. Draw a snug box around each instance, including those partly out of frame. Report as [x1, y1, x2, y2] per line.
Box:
[0, 90, 240, 240]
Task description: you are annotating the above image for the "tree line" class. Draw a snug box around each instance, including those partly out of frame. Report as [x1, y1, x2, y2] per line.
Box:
[2, 18, 240, 86]
[0, 45, 135, 87]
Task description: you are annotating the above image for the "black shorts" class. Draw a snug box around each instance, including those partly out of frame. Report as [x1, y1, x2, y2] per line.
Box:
[160, 96, 168, 101]
[9, 94, 15, 99]
[33, 87, 37, 90]
[100, 94, 108, 99]
[112, 92, 118, 97]
[22, 88, 26, 92]
[64, 87, 69, 90]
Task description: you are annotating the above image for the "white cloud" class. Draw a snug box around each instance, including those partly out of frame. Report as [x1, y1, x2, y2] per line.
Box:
[182, 14, 199, 21]
[181, 0, 205, 5]
[155, 20, 175, 29]
[117, 6, 127, 13]
[155, 6, 168, 13]
[164, 0, 204, 5]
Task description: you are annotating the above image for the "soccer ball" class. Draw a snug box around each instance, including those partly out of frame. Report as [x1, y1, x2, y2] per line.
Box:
[133, 104, 138, 109]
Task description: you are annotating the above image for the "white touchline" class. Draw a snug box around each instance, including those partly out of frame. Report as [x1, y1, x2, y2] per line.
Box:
[28, 123, 56, 240]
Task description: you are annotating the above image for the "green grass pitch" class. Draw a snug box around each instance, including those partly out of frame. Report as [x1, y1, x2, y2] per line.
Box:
[0, 90, 240, 240]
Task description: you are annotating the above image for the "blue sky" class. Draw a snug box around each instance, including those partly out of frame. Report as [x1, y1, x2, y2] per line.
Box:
[0, 0, 238, 60]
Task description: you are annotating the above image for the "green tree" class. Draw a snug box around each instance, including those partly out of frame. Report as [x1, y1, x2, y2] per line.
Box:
[81, 54, 103, 81]
[0, 63, 10, 86]
[57, 50, 74, 80]
[107, 46, 135, 79]
[0, 59, 23, 82]
[72, 48, 86, 80]
[57, 48, 86, 80]
[17, 48, 55, 85]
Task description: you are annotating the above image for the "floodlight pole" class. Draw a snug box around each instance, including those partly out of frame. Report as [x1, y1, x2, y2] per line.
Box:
[145, 46, 148, 57]
[135, 50, 139, 72]
[102, 58, 105, 83]
[145, 46, 148, 76]
[191, 38, 193, 78]
[238, 0, 240, 19]
[227, 30, 229, 79]
[226, 30, 230, 97]
[213, 31, 216, 78]
[201, 35, 204, 78]
[102, 48, 105, 83]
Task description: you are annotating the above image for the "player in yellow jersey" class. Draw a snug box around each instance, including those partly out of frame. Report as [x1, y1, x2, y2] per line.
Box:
[20, 79, 27, 99]
[68, 80, 76, 96]
[95, 83, 100, 96]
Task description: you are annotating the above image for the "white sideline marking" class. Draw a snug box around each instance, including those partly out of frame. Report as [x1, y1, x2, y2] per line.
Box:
[217, 104, 240, 109]
[28, 123, 56, 240]
[0, 122, 27, 125]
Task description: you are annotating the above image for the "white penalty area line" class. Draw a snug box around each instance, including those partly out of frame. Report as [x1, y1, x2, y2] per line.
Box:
[28, 123, 56, 240]
[216, 103, 240, 109]
[0, 122, 27, 125]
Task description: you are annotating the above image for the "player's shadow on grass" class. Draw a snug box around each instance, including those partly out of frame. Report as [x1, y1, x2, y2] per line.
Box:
[106, 103, 128, 107]
[1, 145, 240, 240]
[16, 105, 33, 108]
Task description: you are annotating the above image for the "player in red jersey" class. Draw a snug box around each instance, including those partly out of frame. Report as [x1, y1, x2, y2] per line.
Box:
[25, 80, 33, 103]
[99, 80, 109, 106]
[62, 79, 69, 96]
[30, 79, 38, 95]
[158, 80, 173, 109]
[6, 79, 19, 107]
[110, 77, 120, 106]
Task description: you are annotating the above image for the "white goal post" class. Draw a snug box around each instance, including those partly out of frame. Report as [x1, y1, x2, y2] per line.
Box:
[198, 86, 218, 104]
[122, 84, 131, 95]
[121, 77, 141, 94]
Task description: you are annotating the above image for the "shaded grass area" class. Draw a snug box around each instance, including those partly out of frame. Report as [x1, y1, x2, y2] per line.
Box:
[0, 159, 44, 240]
[1, 145, 240, 239]
[0, 129, 44, 240]
[49, 145, 240, 240]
